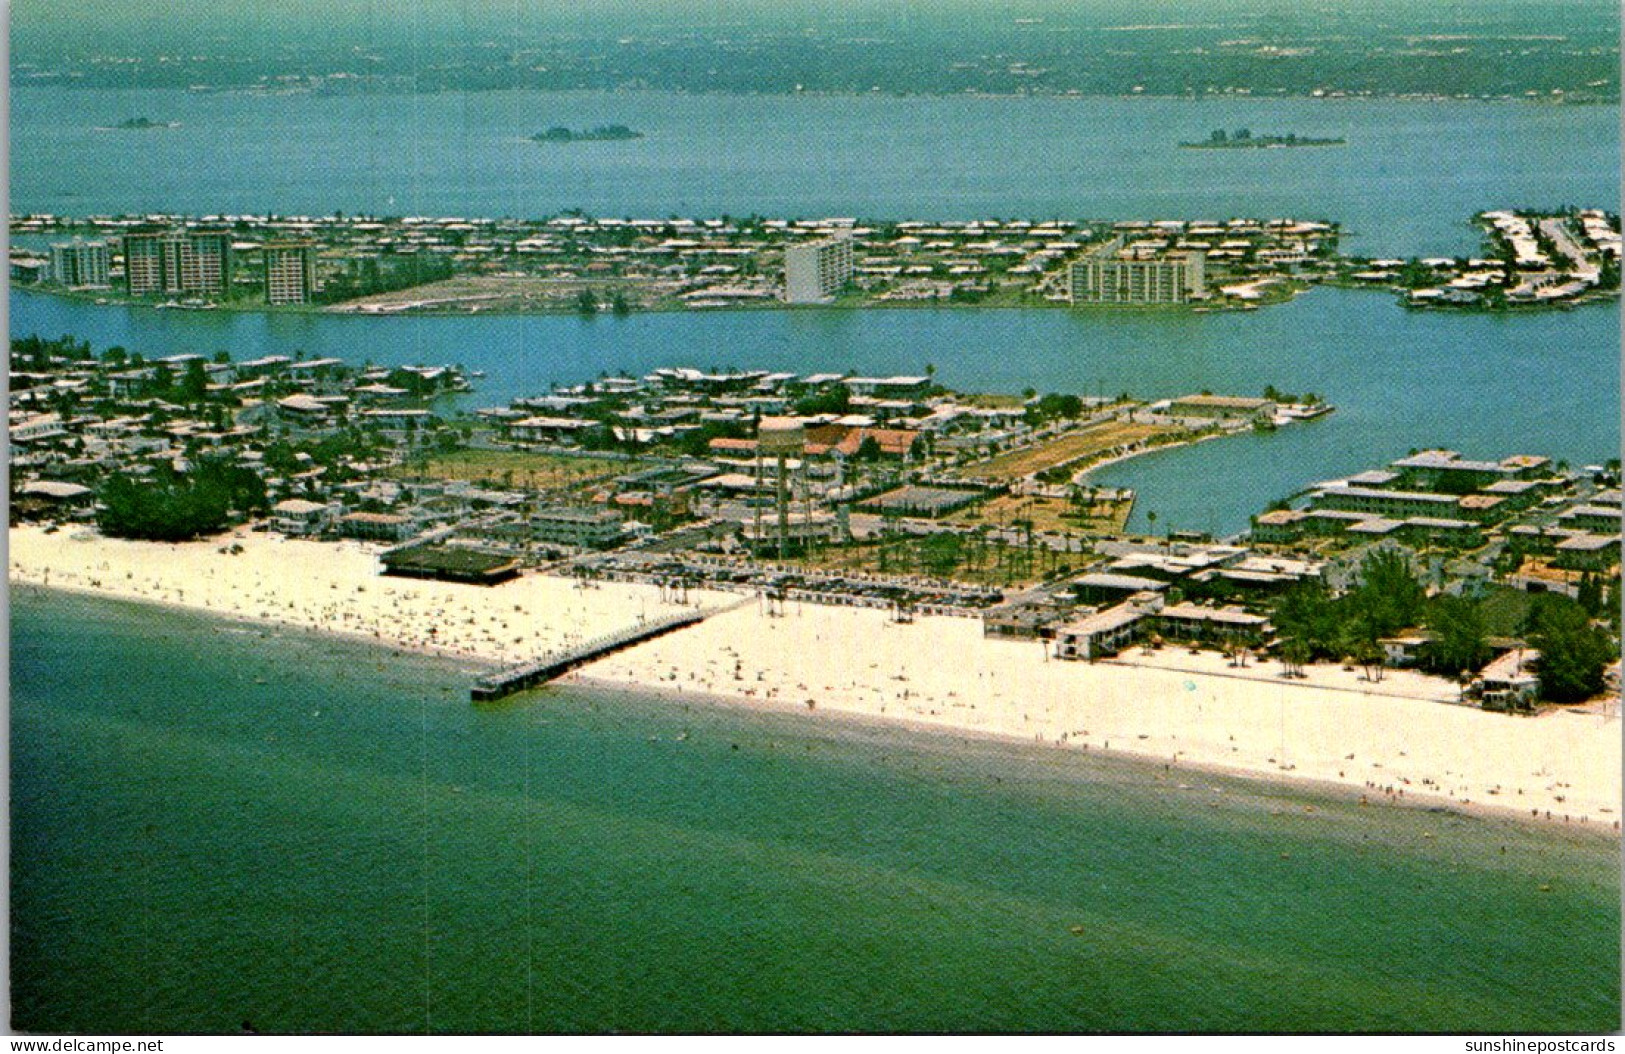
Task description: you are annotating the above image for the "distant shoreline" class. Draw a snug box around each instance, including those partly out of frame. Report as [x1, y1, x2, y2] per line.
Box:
[17, 281, 1618, 322]
[17, 83, 1621, 107]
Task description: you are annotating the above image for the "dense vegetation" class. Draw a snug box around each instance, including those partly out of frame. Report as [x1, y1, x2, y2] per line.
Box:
[98, 459, 268, 542]
[1271, 548, 1616, 702]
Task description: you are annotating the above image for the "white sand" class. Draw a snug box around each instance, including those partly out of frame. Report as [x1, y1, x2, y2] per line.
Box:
[8, 525, 728, 664]
[12, 525, 1620, 828]
[583, 598, 1622, 827]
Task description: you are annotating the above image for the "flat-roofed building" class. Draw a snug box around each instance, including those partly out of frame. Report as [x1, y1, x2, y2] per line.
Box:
[1071, 250, 1205, 304]
[1396, 517, 1485, 548]
[1250, 508, 1308, 542]
[1552, 533, 1621, 571]
[532, 506, 627, 549]
[1312, 485, 1462, 520]
[507, 415, 602, 445]
[1165, 394, 1277, 423]
[1055, 603, 1148, 660]
[784, 234, 854, 303]
[180, 230, 235, 295]
[264, 242, 318, 305]
[1559, 504, 1623, 534]
[1155, 603, 1270, 644]
[740, 510, 838, 554]
[121, 228, 234, 297]
[335, 511, 416, 542]
[1390, 450, 1548, 491]
[9, 413, 68, 445]
[1472, 649, 1540, 712]
[271, 498, 336, 536]
[50, 239, 111, 288]
[123, 229, 181, 296]
[1072, 572, 1170, 606]
[859, 485, 983, 519]
[981, 596, 1073, 640]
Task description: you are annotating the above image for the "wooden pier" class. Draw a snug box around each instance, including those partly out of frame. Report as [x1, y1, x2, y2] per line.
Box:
[471, 609, 707, 702]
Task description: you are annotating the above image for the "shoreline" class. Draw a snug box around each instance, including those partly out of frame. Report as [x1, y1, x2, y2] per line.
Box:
[14, 565, 1611, 842]
[8, 576, 506, 673]
[566, 672, 1616, 842]
[11, 524, 1620, 834]
[19, 276, 1615, 323]
[24, 83, 1619, 106]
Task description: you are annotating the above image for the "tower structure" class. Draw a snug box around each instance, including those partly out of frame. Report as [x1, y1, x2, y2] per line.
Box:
[754, 416, 809, 559]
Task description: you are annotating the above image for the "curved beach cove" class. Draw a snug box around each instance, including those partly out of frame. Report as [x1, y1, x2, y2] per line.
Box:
[10, 586, 1620, 1033]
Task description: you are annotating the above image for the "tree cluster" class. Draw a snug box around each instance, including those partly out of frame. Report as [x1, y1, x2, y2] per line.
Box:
[98, 459, 268, 542]
[1271, 548, 1616, 702]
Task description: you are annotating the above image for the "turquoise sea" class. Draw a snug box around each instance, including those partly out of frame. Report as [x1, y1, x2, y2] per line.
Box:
[11, 588, 1620, 1033]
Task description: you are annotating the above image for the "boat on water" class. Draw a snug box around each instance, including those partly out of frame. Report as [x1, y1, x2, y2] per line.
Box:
[1276, 402, 1335, 421]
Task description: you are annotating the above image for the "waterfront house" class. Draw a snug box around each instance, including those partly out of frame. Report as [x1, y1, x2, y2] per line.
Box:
[1471, 649, 1541, 712]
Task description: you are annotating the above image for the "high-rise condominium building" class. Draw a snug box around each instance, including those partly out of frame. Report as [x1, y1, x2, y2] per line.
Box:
[263, 243, 318, 305]
[784, 234, 855, 303]
[122, 229, 235, 297]
[50, 239, 111, 288]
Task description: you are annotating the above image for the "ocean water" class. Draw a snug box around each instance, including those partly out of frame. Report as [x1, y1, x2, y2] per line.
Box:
[9, 89, 1619, 257]
[12, 284, 1619, 536]
[10, 588, 1621, 1033]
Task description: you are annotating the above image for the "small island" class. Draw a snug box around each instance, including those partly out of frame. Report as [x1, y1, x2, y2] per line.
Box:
[109, 117, 180, 131]
[1180, 129, 1344, 149]
[532, 124, 643, 143]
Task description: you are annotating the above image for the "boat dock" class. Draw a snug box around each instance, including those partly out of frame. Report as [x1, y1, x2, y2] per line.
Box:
[471, 608, 708, 702]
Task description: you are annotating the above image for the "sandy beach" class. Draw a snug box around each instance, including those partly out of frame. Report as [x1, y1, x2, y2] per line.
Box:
[10, 524, 1620, 828]
[7, 525, 732, 666]
[582, 599, 1622, 828]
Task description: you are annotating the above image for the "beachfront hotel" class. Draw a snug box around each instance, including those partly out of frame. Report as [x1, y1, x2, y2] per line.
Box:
[1070, 248, 1207, 304]
[263, 242, 319, 305]
[48, 238, 111, 289]
[784, 233, 855, 303]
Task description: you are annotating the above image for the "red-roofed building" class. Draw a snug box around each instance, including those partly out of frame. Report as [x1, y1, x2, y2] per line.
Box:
[708, 437, 759, 455]
[804, 425, 921, 460]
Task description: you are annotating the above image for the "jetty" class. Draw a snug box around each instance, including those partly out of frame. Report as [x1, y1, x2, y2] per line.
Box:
[471, 608, 707, 702]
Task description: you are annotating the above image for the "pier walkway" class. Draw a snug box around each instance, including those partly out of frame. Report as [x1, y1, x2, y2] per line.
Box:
[471, 608, 709, 702]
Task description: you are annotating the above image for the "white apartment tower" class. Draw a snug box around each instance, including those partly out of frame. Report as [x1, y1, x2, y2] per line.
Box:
[784, 233, 855, 303]
[264, 243, 318, 305]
